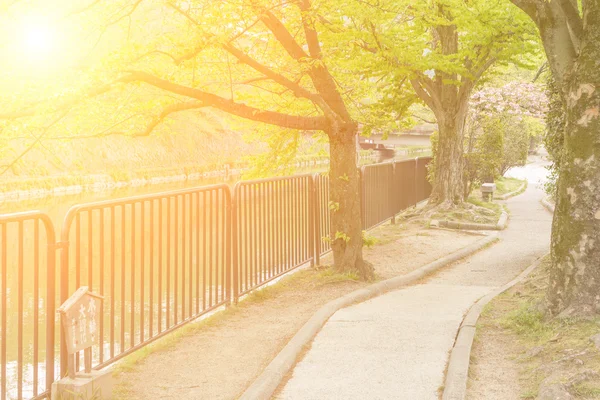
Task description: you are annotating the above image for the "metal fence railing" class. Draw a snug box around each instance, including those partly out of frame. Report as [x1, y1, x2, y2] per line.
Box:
[361, 163, 395, 230]
[0, 212, 57, 400]
[313, 174, 332, 264]
[393, 159, 417, 213]
[58, 185, 231, 378]
[416, 157, 433, 203]
[1, 156, 431, 399]
[361, 158, 432, 230]
[232, 175, 314, 297]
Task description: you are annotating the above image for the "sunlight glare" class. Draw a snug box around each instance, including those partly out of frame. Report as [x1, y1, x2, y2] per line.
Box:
[17, 16, 59, 58]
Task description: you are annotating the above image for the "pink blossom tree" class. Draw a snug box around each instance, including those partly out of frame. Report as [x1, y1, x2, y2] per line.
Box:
[463, 81, 548, 194]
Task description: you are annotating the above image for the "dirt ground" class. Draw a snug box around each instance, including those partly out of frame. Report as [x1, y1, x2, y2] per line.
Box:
[468, 258, 600, 400]
[114, 221, 483, 400]
[468, 296, 525, 400]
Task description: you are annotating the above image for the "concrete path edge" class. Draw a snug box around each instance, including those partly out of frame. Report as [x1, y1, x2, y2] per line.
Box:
[239, 234, 499, 400]
[441, 186, 554, 400]
[495, 181, 528, 200]
[541, 196, 555, 213]
[441, 253, 548, 400]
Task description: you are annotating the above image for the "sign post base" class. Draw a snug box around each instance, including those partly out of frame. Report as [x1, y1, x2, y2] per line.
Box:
[51, 369, 113, 400]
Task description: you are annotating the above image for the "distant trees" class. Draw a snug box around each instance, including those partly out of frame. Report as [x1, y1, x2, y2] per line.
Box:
[464, 82, 547, 195]
[340, 0, 540, 206]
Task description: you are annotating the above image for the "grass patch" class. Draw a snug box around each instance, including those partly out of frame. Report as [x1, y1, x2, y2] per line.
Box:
[500, 301, 554, 342]
[572, 382, 600, 398]
[470, 177, 526, 200]
[467, 197, 505, 218]
[471, 256, 600, 399]
[495, 177, 527, 196]
[316, 268, 361, 284]
[243, 283, 288, 303]
[430, 197, 504, 225]
[520, 389, 537, 399]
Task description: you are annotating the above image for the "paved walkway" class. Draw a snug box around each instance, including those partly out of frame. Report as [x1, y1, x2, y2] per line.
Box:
[277, 160, 552, 400]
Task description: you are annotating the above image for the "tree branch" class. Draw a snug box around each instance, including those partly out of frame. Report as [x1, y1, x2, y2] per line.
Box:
[533, 62, 548, 82]
[558, 0, 583, 44]
[0, 82, 118, 120]
[166, 2, 262, 65]
[509, 0, 540, 23]
[458, 54, 497, 107]
[62, 0, 102, 19]
[416, 76, 443, 111]
[299, 0, 322, 59]
[510, 0, 578, 83]
[46, 113, 144, 140]
[0, 110, 70, 176]
[259, 7, 350, 119]
[260, 10, 309, 61]
[121, 71, 328, 131]
[410, 79, 440, 112]
[132, 101, 207, 137]
[105, 0, 144, 27]
[411, 113, 437, 124]
[222, 43, 331, 112]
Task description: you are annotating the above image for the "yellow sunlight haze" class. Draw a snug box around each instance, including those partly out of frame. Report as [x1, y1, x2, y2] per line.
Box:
[17, 16, 59, 58]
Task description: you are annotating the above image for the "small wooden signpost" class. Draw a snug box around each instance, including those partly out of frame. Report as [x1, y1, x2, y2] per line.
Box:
[57, 286, 104, 379]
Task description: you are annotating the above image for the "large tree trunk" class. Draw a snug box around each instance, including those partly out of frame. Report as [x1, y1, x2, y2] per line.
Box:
[418, 16, 473, 207]
[429, 113, 466, 205]
[327, 122, 374, 279]
[546, 9, 600, 316]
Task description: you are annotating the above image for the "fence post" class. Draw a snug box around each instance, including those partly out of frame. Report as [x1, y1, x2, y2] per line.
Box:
[308, 176, 316, 267]
[231, 184, 239, 305]
[225, 187, 233, 305]
[390, 163, 396, 225]
[43, 218, 57, 393]
[359, 167, 366, 230]
[424, 157, 433, 198]
[414, 157, 419, 207]
[59, 235, 70, 378]
[312, 174, 321, 267]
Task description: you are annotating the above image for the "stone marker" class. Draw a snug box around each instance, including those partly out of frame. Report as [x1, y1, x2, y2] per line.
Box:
[51, 287, 113, 400]
[481, 183, 496, 202]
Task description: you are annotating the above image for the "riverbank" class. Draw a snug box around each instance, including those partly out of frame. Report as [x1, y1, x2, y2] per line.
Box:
[0, 157, 332, 206]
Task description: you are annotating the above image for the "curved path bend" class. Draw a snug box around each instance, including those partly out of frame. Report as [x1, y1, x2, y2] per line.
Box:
[276, 159, 552, 400]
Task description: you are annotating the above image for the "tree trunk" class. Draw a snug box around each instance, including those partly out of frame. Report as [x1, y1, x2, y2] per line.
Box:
[429, 113, 466, 205]
[546, 9, 600, 316]
[327, 122, 374, 279]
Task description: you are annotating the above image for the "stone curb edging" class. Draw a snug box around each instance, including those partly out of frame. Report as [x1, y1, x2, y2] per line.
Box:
[441, 199, 554, 400]
[441, 253, 548, 400]
[541, 197, 555, 213]
[494, 181, 528, 200]
[239, 235, 499, 400]
[437, 211, 508, 231]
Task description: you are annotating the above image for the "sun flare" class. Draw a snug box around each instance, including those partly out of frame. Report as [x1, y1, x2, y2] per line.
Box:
[16, 16, 59, 58]
[23, 24, 55, 54]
